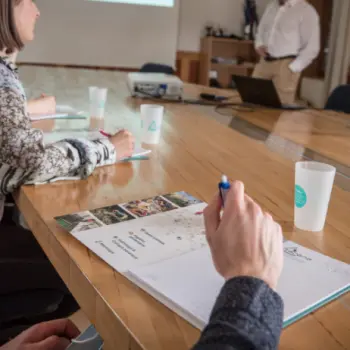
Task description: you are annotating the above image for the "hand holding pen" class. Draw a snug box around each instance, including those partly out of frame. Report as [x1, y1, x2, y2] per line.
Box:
[195, 175, 231, 216]
[219, 175, 231, 206]
[100, 129, 135, 160]
[203, 180, 284, 290]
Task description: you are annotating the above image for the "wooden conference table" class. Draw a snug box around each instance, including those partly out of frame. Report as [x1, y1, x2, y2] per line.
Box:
[15, 79, 350, 350]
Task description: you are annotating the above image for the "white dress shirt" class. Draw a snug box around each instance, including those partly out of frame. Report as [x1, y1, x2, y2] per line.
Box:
[255, 0, 320, 73]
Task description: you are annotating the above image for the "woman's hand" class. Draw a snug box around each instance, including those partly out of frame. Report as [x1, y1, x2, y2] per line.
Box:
[204, 181, 284, 290]
[27, 94, 56, 115]
[109, 130, 135, 160]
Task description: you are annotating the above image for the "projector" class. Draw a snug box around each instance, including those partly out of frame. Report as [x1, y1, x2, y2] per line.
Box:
[127, 72, 183, 100]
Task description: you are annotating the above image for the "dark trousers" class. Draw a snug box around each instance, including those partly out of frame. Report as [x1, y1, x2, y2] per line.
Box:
[0, 204, 79, 345]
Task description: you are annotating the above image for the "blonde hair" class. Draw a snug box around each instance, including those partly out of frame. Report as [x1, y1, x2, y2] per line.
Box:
[0, 0, 24, 55]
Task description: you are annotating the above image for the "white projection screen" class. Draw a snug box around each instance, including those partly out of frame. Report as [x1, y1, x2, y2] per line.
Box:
[19, 0, 179, 68]
[89, 0, 174, 6]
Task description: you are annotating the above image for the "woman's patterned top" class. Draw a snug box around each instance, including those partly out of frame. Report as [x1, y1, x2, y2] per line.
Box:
[0, 57, 116, 221]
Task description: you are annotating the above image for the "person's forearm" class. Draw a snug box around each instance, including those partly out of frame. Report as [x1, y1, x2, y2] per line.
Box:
[27, 99, 44, 115]
[192, 277, 284, 350]
[0, 89, 117, 191]
[290, 13, 320, 73]
[289, 46, 320, 73]
[27, 95, 56, 115]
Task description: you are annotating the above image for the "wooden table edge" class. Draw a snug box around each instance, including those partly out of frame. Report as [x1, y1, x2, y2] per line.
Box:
[14, 189, 145, 350]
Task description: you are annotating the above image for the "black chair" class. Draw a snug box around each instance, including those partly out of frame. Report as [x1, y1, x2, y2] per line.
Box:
[325, 85, 350, 114]
[140, 63, 175, 75]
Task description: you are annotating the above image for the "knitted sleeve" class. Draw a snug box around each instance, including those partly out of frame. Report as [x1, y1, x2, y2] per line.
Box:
[192, 277, 284, 350]
[0, 87, 116, 195]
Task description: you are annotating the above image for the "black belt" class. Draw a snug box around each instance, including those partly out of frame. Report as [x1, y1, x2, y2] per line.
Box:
[264, 55, 297, 62]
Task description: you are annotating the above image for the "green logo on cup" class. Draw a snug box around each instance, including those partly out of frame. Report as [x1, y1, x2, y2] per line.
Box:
[295, 185, 307, 208]
[148, 121, 158, 132]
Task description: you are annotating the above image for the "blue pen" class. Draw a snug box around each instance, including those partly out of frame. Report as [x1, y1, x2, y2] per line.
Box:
[219, 175, 231, 206]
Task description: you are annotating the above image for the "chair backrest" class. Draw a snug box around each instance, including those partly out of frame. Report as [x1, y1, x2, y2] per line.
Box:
[325, 85, 350, 114]
[140, 63, 175, 75]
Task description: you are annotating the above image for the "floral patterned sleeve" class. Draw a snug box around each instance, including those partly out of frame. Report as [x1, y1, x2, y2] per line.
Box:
[0, 87, 117, 195]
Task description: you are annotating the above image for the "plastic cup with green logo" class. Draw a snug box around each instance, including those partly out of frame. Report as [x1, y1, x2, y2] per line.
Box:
[295, 161, 336, 232]
[89, 86, 108, 119]
[140, 104, 164, 145]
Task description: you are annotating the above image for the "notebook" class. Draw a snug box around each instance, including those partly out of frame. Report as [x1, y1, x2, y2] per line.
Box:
[56, 192, 350, 330]
[127, 242, 350, 329]
[30, 104, 86, 121]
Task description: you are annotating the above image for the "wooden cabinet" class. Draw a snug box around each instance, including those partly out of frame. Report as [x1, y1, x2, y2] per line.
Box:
[199, 37, 258, 87]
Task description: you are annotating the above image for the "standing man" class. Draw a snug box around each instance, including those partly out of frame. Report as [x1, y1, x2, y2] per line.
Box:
[253, 0, 320, 104]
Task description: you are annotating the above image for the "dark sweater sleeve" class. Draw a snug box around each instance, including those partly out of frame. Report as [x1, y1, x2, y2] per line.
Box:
[192, 277, 284, 350]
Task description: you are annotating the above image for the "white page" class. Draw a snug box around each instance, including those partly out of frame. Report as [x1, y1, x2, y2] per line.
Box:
[30, 113, 69, 121]
[68, 203, 207, 273]
[121, 147, 151, 160]
[56, 105, 85, 115]
[128, 241, 350, 330]
[30, 105, 85, 121]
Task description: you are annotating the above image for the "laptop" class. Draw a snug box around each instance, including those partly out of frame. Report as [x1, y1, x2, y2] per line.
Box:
[232, 75, 306, 110]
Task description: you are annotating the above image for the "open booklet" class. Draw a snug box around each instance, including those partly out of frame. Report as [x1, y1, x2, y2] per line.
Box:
[55, 192, 350, 330]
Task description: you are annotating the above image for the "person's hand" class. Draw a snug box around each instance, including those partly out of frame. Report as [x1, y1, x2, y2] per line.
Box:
[0, 319, 80, 350]
[109, 130, 135, 160]
[27, 94, 56, 115]
[204, 181, 284, 290]
[37, 94, 56, 114]
[256, 45, 268, 58]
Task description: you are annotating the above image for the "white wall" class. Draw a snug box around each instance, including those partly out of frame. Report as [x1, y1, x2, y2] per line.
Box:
[178, 0, 271, 52]
[18, 0, 271, 67]
[18, 0, 180, 68]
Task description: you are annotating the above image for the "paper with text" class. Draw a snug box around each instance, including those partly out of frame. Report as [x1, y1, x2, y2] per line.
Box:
[56, 192, 205, 272]
[128, 241, 350, 329]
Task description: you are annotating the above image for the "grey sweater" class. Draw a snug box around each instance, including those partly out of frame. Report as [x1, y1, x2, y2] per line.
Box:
[192, 277, 284, 350]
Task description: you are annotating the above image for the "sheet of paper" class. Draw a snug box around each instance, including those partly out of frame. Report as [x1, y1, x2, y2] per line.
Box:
[57, 200, 207, 273]
[122, 147, 151, 160]
[30, 105, 85, 121]
[31, 113, 69, 121]
[56, 104, 85, 115]
[128, 241, 350, 330]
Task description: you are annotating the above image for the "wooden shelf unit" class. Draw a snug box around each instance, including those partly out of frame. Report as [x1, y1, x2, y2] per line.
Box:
[199, 36, 258, 87]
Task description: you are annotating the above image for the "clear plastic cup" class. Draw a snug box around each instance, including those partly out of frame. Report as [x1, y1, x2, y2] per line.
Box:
[140, 104, 164, 145]
[89, 87, 108, 117]
[295, 161, 336, 232]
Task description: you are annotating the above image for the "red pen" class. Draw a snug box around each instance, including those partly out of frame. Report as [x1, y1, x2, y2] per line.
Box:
[99, 129, 112, 138]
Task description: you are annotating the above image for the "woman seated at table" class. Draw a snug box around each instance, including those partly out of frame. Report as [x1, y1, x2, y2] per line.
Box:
[0, 0, 134, 342]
